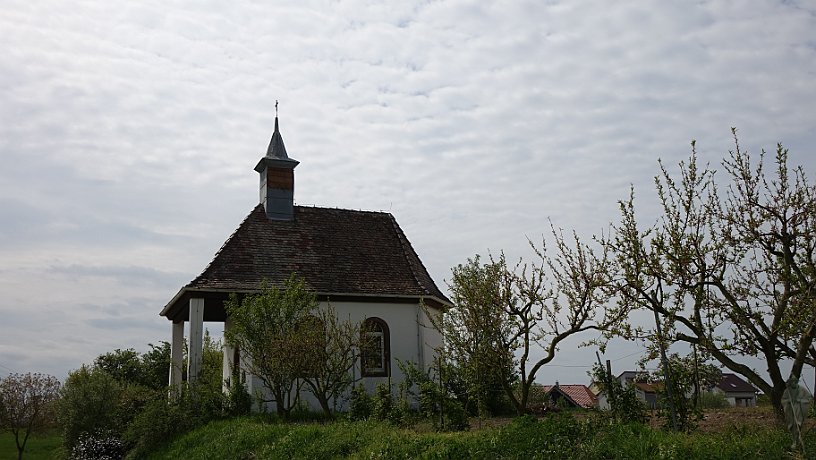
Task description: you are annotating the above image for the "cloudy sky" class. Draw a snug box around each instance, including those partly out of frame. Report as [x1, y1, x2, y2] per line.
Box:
[1, 0, 815, 389]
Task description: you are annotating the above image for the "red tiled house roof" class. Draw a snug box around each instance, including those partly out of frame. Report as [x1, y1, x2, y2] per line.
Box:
[542, 384, 598, 409]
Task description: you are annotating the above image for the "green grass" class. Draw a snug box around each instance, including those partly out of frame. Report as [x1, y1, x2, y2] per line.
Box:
[147, 414, 815, 460]
[0, 431, 63, 460]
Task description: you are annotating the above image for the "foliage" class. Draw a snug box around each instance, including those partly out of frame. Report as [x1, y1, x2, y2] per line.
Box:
[150, 412, 816, 460]
[432, 255, 517, 417]
[371, 384, 393, 422]
[122, 385, 224, 459]
[93, 350, 142, 387]
[0, 372, 61, 460]
[93, 343, 170, 391]
[348, 384, 371, 421]
[58, 366, 121, 452]
[639, 353, 722, 431]
[189, 331, 228, 418]
[697, 392, 729, 409]
[224, 366, 252, 417]
[298, 303, 362, 417]
[433, 234, 624, 416]
[224, 275, 319, 418]
[70, 431, 125, 460]
[399, 360, 469, 431]
[58, 336, 224, 458]
[590, 364, 647, 424]
[604, 131, 816, 416]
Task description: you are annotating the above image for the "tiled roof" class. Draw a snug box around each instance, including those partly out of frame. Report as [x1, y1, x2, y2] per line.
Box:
[542, 384, 597, 409]
[180, 204, 450, 303]
[717, 373, 756, 394]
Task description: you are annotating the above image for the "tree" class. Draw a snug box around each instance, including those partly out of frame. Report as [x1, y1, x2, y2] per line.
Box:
[606, 130, 816, 416]
[94, 349, 142, 386]
[435, 235, 626, 416]
[57, 366, 121, 451]
[299, 303, 361, 417]
[93, 342, 171, 391]
[434, 255, 517, 417]
[638, 353, 722, 431]
[224, 275, 318, 418]
[138, 342, 171, 390]
[0, 373, 61, 460]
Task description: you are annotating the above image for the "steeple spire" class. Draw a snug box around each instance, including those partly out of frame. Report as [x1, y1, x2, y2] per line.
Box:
[254, 105, 299, 220]
[265, 102, 289, 160]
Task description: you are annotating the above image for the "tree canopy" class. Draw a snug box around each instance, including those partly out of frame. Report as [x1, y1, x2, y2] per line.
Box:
[605, 130, 816, 415]
[0, 372, 61, 460]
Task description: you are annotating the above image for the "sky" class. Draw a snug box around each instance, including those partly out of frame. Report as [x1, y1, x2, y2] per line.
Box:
[1, 0, 815, 391]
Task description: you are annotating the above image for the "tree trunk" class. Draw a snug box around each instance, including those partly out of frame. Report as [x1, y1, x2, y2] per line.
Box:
[316, 394, 333, 418]
[770, 384, 786, 421]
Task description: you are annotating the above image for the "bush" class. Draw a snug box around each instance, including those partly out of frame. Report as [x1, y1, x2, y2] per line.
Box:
[225, 371, 252, 417]
[348, 384, 371, 421]
[123, 388, 204, 458]
[58, 366, 122, 451]
[371, 384, 393, 422]
[70, 431, 125, 460]
[698, 391, 729, 409]
[590, 364, 647, 424]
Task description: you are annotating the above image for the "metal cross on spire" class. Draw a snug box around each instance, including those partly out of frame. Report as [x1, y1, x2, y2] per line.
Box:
[275, 100, 278, 117]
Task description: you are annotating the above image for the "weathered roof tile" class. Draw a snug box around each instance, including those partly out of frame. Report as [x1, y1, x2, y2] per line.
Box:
[183, 204, 449, 302]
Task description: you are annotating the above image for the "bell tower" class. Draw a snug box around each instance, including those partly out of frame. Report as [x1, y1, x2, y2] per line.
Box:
[253, 103, 299, 220]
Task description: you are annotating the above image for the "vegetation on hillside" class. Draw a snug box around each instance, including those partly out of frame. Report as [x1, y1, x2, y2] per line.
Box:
[150, 411, 815, 460]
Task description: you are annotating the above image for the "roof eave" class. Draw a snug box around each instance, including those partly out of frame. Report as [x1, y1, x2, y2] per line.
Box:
[161, 286, 452, 319]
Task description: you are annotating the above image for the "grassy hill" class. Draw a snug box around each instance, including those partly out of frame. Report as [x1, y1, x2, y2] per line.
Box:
[147, 412, 813, 460]
[0, 431, 62, 460]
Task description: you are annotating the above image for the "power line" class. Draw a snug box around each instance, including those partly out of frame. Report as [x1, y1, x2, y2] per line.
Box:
[611, 350, 644, 362]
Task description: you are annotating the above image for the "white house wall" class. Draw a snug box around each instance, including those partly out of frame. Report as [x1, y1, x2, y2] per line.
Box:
[226, 299, 443, 413]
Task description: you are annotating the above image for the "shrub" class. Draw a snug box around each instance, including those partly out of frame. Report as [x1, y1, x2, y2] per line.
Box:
[399, 360, 469, 431]
[58, 366, 122, 451]
[225, 370, 252, 417]
[123, 388, 203, 458]
[348, 384, 371, 421]
[70, 431, 125, 460]
[590, 364, 647, 424]
[698, 391, 729, 409]
[372, 384, 393, 422]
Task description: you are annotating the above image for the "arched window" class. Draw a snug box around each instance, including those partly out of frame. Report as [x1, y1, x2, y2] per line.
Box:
[361, 317, 390, 377]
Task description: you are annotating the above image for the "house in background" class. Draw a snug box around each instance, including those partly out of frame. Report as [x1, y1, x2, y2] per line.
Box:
[633, 381, 660, 409]
[590, 370, 651, 410]
[541, 383, 597, 409]
[591, 369, 759, 410]
[710, 373, 757, 407]
[160, 115, 451, 411]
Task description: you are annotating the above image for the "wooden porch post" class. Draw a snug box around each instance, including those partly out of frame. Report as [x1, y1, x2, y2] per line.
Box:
[188, 298, 205, 384]
[169, 320, 184, 391]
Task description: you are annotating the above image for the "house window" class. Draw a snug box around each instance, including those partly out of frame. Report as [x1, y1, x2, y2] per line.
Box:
[361, 317, 390, 377]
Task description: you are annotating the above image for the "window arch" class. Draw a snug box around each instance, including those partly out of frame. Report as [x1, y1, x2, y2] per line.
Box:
[361, 317, 390, 377]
